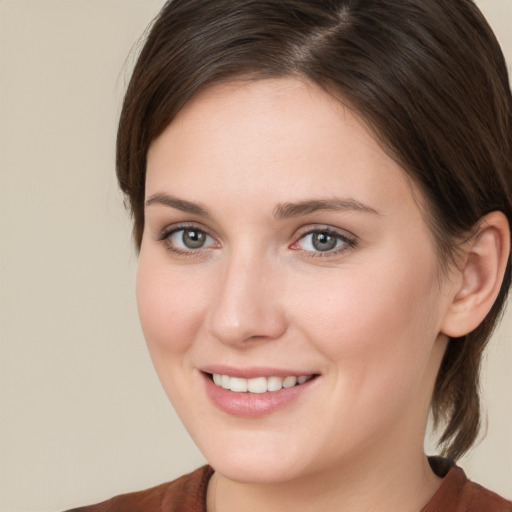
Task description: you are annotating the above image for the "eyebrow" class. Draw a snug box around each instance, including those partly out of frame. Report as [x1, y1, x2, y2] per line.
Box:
[273, 198, 380, 219]
[145, 193, 210, 217]
[145, 193, 380, 219]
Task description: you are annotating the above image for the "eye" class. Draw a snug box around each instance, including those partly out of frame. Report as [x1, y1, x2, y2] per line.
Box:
[160, 226, 217, 253]
[293, 228, 356, 255]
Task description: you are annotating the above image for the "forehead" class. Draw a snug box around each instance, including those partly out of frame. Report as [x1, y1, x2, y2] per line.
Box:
[146, 77, 420, 219]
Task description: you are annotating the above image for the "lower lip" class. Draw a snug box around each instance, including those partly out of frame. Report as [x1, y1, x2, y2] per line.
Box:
[202, 373, 317, 417]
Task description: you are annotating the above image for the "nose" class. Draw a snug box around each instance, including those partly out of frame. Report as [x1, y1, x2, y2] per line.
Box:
[206, 251, 288, 347]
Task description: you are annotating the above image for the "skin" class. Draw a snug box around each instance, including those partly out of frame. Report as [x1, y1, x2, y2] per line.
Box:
[138, 77, 469, 511]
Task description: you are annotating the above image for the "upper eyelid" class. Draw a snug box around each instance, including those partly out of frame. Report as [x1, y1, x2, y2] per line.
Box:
[294, 224, 357, 241]
[157, 222, 215, 240]
[291, 226, 358, 254]
[158, 225, 218, 256]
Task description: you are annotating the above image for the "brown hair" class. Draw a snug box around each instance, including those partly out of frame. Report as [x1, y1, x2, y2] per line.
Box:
[116, 0, 512, 460]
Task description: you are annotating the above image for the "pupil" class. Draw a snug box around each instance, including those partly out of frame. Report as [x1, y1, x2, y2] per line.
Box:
[183, 230, 205, 249]
[313, 232, 337, 251]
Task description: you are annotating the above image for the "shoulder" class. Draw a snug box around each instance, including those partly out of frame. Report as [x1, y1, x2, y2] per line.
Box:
[64, 465, 214, 512]
[423, 458, 512, 512]
[464, 480, 512, 512]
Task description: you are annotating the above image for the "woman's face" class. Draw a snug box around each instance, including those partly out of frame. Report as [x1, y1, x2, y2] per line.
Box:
[138, 78, 456, 483]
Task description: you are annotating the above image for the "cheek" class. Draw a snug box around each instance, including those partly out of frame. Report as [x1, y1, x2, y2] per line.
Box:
[135, 253, 210, 357]
[295, 262, 443, 451]
[297, 253, 441, 389]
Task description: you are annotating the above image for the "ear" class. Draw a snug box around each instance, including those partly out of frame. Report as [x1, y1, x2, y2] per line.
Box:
[441, 211, 510, 338]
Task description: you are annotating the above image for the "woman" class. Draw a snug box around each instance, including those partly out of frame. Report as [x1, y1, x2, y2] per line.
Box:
[69, 0, 512, 510]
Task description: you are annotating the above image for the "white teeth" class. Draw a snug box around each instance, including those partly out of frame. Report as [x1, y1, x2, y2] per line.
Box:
[211, 373, 313, 393]
[221, 374, 231, 390]
[247, 377, 267, 393]
[267, 376, 283, 392]
[229, 377, 248, 392]
[282, 376, 297, 388]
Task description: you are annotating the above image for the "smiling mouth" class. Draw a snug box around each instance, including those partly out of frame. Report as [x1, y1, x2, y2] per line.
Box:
[208, 373, 316, 393]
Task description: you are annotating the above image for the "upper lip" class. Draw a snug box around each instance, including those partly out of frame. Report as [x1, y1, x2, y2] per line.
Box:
[200, 365, 318, 379]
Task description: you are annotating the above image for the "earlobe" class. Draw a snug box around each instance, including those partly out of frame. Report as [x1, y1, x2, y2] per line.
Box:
[441, 211, 510, 338]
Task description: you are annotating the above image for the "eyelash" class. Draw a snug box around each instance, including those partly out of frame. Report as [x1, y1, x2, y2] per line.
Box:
[156, 224, 358, 259]
[291, 227, 358, 258]
[156, 224, 217, 257]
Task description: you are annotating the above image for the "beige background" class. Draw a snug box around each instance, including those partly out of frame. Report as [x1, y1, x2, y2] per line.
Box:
[0, 1, 511, 511]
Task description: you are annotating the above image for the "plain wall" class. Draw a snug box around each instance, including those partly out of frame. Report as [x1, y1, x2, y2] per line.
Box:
[0, 1, 511, 511]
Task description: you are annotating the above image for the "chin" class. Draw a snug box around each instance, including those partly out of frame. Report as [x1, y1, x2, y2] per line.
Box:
[208, 452, 306, 484]
[190, 426, 320, 484]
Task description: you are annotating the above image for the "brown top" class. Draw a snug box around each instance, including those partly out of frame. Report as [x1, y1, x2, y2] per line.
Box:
[421, 458, 512, 512]
[65, 460, 511, 512]
[65, 466, 214, 512]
